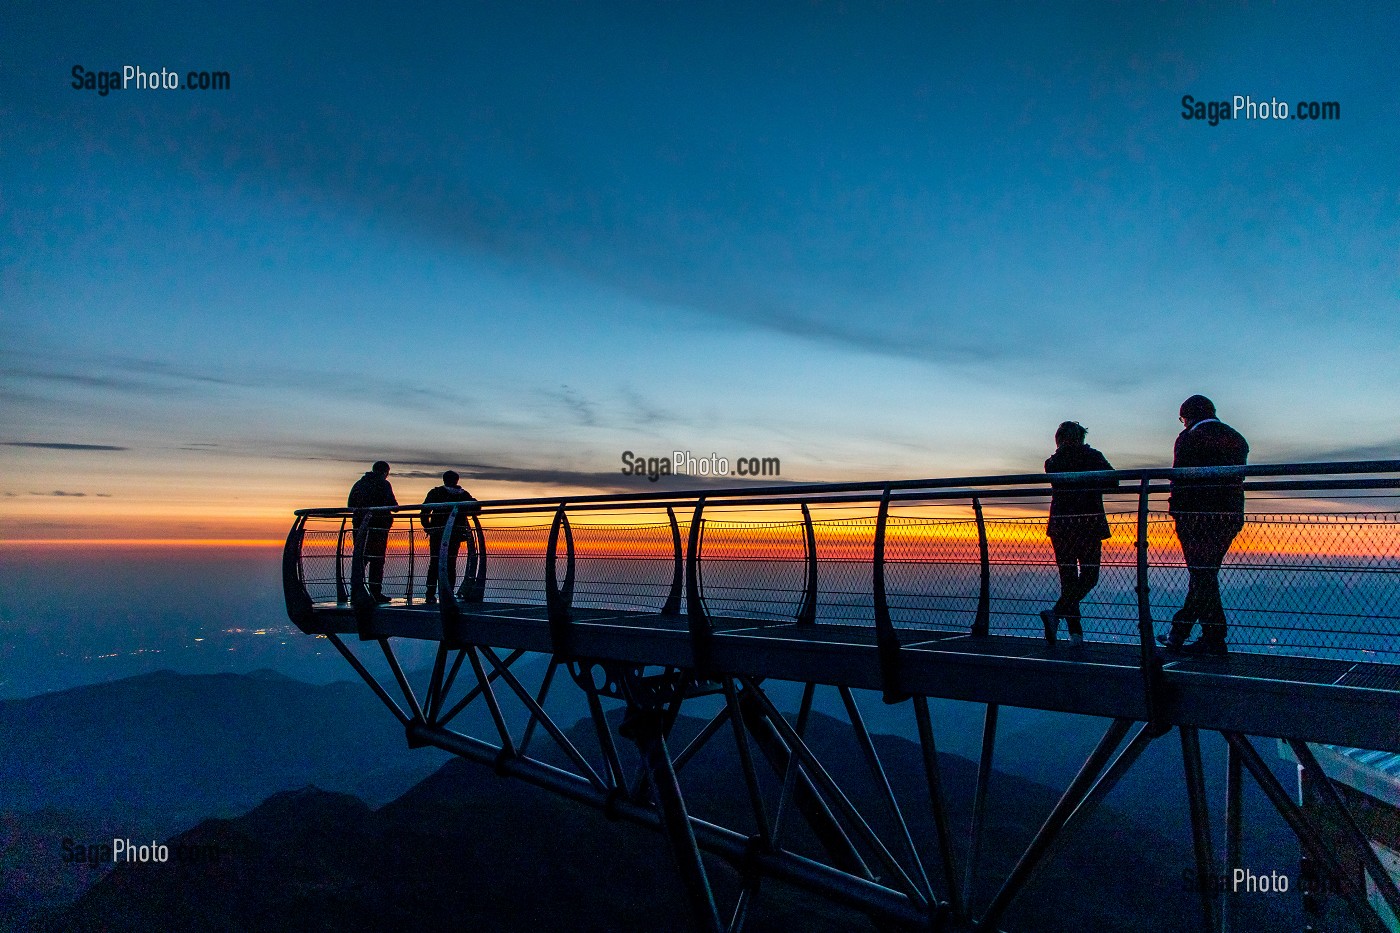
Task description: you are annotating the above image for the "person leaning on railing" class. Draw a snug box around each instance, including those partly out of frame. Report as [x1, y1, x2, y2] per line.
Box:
[348, 460, 398, 604]
[1159, 395, 1249, 656]
[419, 470, 476, 604]
[1040, 421, 1118, 647]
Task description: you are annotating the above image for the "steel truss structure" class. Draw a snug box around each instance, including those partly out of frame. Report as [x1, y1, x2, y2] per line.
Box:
[284, 461, 1400, 931]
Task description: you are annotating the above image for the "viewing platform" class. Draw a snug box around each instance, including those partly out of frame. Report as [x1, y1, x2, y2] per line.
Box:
[282, 460, 1400, 932]
[284, 461, 1400, 753]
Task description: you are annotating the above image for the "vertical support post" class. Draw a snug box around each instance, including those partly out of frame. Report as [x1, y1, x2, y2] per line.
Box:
[797, 502, 818, 626]
[686, 498, 712, 673]
[1224, 741, 1242, 933]
[335, 516, 349, 604]
[964, 702, 998, 910]
[872, 487, 904, 703]
[1136, 477, 1163, 727]
[662, 506, 684, 616]
[971, 496, 990, 637]
[1180, 726, 1219, 932]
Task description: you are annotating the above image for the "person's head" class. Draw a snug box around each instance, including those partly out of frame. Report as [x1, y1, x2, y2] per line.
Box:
[1055, 421, 1087, 447]
[442, 470, 459, 486]
[1179, 395, 1216, 427]
[372, 460, 391, 476]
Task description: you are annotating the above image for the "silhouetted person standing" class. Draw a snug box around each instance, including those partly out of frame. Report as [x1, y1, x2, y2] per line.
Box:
[420, 470, 476, 604]
[1160, 396, 1249, 655]
[1040, 421, 1116, 646]
[348, 461, 398, 603]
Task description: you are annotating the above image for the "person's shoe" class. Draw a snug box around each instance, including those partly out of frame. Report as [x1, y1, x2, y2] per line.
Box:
[1069, 632, 1084, 647]
[1156, 634, 1185, 652]
[1180, 638, 1228, 657]
[424, 593, 438, 605]
[1040, 610, 1058, 643]
[372, 591, 392, 604]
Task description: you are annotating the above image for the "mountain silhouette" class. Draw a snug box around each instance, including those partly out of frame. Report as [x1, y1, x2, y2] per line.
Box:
[36, 706, 1302, 932]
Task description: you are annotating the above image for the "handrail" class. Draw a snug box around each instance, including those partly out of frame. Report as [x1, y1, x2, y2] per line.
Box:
[295, 460, 1400, 518]
[289, 461, 1400, 702]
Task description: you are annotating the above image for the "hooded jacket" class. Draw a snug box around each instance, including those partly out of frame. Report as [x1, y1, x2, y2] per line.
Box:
[420, 484, 476, 535]
[1045, 442, 1116, 540]
[348, 471, 398, 528]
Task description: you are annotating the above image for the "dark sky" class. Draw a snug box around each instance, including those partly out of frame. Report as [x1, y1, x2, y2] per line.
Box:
[3, 0, 1398, 537]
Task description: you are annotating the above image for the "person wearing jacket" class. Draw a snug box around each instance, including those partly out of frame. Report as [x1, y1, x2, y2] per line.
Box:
[419, 470, 476, 604]
[1159, 395, 1249, 655]
[348, 461, 398, 603]
[1040, 421, 1117, 645]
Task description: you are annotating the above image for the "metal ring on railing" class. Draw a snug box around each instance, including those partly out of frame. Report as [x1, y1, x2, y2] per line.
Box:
[872, 486, 904, 703]
[685, 497, 712, 673]
[797, 502, 818, 627]
[662, 506, 684, 616]
[971, 496, 991, 637]
[281, 515, 314, 630]
[546, 503, 576, 657]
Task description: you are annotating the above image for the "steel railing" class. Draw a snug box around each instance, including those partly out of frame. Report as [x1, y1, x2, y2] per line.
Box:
[284, 460, 1400, 720]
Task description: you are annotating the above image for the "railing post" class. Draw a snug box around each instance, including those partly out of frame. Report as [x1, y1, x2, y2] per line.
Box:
[685, 497, 712, 673]
[281, 516, 315, 630]
[349, 518, 376, 638]
[971, 496, 990, 637]
[405, 516, 415, 604]
[546, 503, 576, 657]
[334, 516, 349, 604]
[873, 486, 904, 703]
[797, 502, 818, 626]
[1135, 477, 1164, 729]
[662, 506, 683, 616]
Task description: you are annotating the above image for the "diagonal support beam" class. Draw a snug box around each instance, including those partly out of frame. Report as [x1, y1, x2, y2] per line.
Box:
[326, 633, 409, 726]
[964, 702, 998, 912]
[379, 638, 425, 723]
[434, 648, 522, 728]
[740, 678, 929, 909]
[1288, 739, 1400, 924]
[840, 686, 933, 903]
[978, 717, 1133, 932]
[740, 686, 872, 881]
[913, 696, 963, 918]
[479, 646, 605, 790]
[1222, 732, 1390, 933]
[634, 710, 724, 933]
[466, 645, 518, 759]
[518, 658, 559, 757]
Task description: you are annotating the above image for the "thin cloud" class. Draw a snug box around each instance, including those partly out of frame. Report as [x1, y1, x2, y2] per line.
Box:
[4, 441, 129, 451]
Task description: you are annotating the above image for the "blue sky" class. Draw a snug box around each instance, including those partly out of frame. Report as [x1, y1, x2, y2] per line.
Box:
[3, 0, 1398, 536]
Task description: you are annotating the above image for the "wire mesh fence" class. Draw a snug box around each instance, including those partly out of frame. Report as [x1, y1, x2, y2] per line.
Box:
[294, 494, 1400, 663]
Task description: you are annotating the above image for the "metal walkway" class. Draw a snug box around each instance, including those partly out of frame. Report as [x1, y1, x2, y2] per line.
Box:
[283, 461, 1400, 932]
